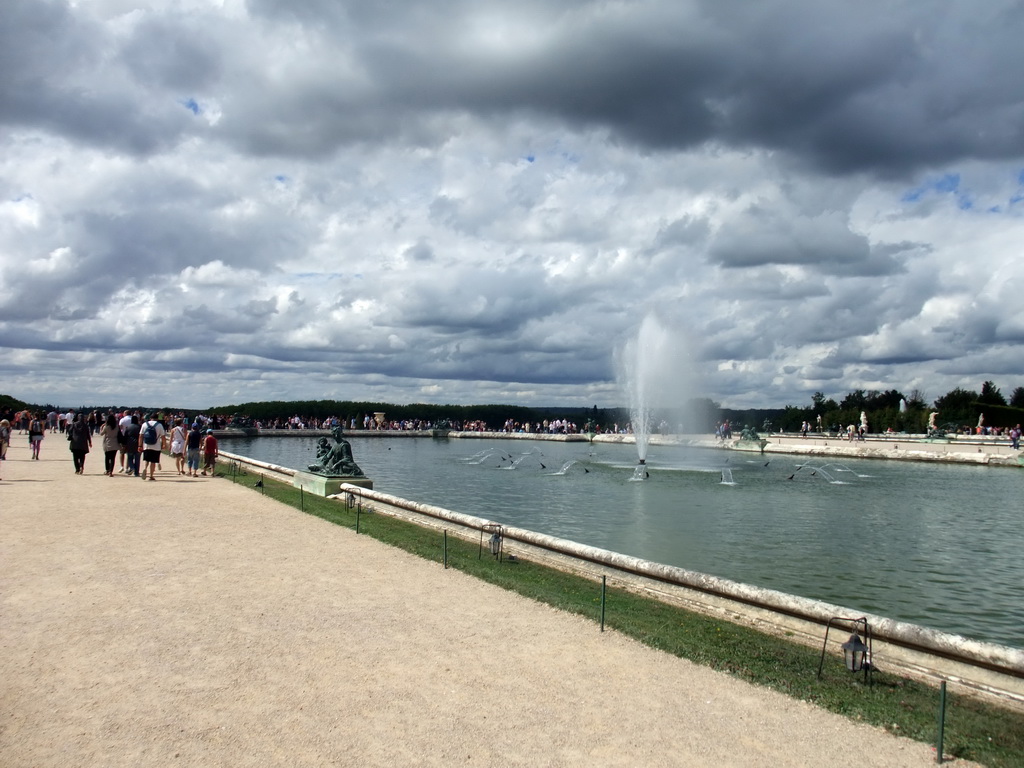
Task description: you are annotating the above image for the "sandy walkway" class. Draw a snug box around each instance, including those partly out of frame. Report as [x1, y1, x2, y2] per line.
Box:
[1, 439, 969, 766]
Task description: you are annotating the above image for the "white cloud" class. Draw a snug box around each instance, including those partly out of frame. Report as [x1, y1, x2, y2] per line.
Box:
[1, 0, 1023, 410]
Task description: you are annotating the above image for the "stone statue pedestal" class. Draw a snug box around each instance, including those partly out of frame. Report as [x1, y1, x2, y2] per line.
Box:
[293, 471, 373, 497]
[734, 438, 768, 453]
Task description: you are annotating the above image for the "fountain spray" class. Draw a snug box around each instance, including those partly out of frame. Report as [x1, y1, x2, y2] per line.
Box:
[616, 312, 699, 480]
[618, 313, 677, 477]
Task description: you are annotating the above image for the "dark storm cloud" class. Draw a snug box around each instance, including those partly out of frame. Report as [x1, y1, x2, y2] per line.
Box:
[705, 266, 830, 302]
[0, 184, 298, 328]
[707, 204, 904, 276]
[403, 241, 436, 263]
[345, 335, 610, 386]
[650, 215, 712, 253]
[1, 0, 195, 155]
[187, 304, 270, 335]
[394, 264, 563, 334]
[6, 1, 1023, 175]
[228, 0, 1024, 176]
[120, 16, 223, 91]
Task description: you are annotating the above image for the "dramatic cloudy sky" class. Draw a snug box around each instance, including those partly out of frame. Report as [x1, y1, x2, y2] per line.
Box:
[3, 0, 1024, 411]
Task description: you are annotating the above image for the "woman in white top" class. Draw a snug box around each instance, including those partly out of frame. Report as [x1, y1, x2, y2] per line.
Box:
[170, 418, 188, 475]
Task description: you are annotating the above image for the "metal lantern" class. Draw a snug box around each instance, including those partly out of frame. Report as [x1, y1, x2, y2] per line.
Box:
[842, 633, 869, 672]
[479, 523, 504, 561]
[817, 616, 873, 685]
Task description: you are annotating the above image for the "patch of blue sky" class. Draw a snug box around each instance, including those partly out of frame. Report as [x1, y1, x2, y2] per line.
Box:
[274, 175, 289, 183]
[520, 148, 577, 165]
[901, 172, 960, 203]
[900, 172, 977, 210]
[1010, 170, 1024, 206]
[292, 272, 360, 280]
[180, 98, 201, 115]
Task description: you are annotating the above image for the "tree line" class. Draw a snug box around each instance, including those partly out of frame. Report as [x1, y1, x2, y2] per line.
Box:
[3, 381, 1022, 435]
[723, 382, 1024, 434]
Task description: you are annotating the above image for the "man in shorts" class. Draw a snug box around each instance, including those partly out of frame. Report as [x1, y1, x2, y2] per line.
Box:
[201, 429, 218, 476]
[138, 413, 166, 481]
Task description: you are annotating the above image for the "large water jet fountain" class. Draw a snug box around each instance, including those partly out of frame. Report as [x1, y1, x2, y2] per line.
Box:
[617, 313, 695, 479]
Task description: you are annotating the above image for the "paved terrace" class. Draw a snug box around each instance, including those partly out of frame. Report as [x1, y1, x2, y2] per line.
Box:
[1, 438, 972, 767]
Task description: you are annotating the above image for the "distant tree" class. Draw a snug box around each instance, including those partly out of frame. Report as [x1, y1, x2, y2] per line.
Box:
[0, 393, 30, 422]
[978, 381, 1007, 406]
[811, 391, 826, 412]
[840, 389, 867, 411]
[906, 389, 928, 409]
[933, 387, 979, 425]
[1011, 387, 1024, 409]
[864, 389, 904, 411]
[810, 391, 838, 414]
[779, 405, 810, 431]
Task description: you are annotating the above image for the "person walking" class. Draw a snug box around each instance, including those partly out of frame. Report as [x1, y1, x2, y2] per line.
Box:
[169, 418, 187, 475]
[186, 422, 203, 477]
[200, 429, 218, 476]
[138, 414, 165, 481]
[0, 418, 11, 461]
[67, 413, 92, 474]
[123, 415, 141, 477]
[27, 412, 46, 460]
[117, 410, 133, 472]
[99, 413, 120, 476]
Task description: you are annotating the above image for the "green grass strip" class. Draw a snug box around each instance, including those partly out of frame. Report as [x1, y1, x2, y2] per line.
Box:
[223, 464, 1024, 767]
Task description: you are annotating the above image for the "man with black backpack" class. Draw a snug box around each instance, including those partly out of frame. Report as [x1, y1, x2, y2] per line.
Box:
[138, 413, 166, 481]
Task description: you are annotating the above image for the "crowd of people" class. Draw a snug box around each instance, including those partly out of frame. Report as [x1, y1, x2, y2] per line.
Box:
[245, 414, 483, 432]
[243, 414, 650, 435]
[497, 418, 578, 434]
[230, 413, 592, 433]
[1, 408, 220, 480]
[0, 409, 677, 477]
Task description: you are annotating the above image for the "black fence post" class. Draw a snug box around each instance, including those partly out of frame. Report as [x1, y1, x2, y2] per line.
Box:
[600, 575, 607, 632]
[936, 681, 947, 764]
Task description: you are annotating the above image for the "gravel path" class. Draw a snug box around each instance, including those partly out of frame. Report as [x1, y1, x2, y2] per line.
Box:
[0, 439, 971, 766]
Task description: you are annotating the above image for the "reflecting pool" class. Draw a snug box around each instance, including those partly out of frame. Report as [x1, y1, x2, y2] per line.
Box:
[228, 435, 1023, 649]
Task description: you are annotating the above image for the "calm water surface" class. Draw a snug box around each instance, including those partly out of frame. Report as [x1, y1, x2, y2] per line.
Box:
[229, 436, 1023, 649]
